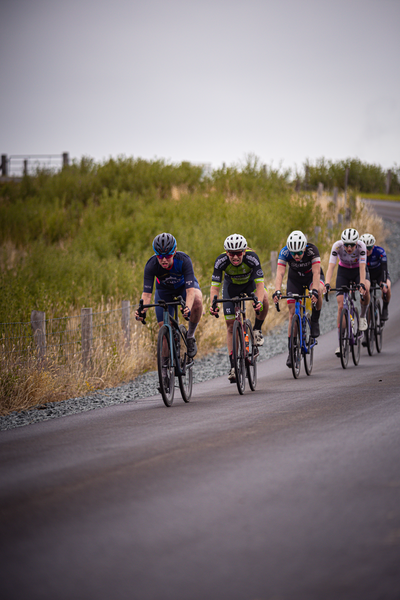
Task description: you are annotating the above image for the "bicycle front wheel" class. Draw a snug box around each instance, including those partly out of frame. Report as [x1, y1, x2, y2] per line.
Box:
[339, 308, 349, 369]
[290, 314, 301, 379]
[366, 302, 375, 356]
[232, 320, 246, 394]
[157, 325, 175, 407]
[351, 308, 361, 366]
[303, 315, 314, 376]
[178, 324, 193, 402]
[375, 300, 383, 353]
[244, 319, 257, 391]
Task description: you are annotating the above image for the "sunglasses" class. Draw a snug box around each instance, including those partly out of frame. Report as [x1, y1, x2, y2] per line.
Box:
[344, 243, 356, 248]
[367, 245, 374, 250]
[157, 253, 174, 260]
[228, 251, 243, 257]
[290, 251, 303, 257]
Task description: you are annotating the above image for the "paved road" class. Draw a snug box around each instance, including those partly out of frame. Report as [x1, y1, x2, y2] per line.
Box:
[1, 199, 399, 600]
[1, 299, 400, 599]
[361, 198, 400, 222]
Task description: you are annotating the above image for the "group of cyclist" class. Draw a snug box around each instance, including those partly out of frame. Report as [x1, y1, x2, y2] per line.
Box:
[135, 228, 391, 382]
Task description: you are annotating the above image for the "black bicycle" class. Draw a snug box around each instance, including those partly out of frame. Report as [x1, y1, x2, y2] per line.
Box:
[275, 291, 317, 378]
[364, 282, 384, 355]
[137, 296, 193, 407]
[211, 293, 259, 395]
[325, 283, 362, 369]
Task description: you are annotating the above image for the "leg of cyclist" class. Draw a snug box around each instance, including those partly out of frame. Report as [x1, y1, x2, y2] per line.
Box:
[183, 283, 203, 357]
[222, 279, 238, 382]
[309, 266, 325, 338]
[358, 264, 370, 331]
[252, 280, 269, 346]
[381, 276, 391, 321]
[332, 266, 348, 356]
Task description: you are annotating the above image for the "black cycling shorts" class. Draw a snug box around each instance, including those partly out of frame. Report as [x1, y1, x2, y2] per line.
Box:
[222, 279, 260, 320]
[286, 269, 324, 303]
[335, 265, 370, 296]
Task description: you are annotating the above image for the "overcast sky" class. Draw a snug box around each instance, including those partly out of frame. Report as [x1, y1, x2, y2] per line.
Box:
[1, 0, 399, 172]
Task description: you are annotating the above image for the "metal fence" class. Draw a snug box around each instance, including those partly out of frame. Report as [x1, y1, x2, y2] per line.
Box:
[1, 153, 69, 178]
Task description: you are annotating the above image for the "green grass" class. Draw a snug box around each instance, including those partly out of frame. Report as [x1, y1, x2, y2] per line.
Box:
[358, 192, 400, 202]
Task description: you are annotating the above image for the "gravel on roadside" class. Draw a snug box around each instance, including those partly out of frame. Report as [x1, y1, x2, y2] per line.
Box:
[2, 220, 400, 431]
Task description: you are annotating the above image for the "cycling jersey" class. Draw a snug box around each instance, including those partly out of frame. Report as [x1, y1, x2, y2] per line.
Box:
[211, 250, 264, 287]
[367, 245, 388, 283]
[278, 243, 321, 280]
[329, 240, 367, 269]
[143, 251, 199, 293]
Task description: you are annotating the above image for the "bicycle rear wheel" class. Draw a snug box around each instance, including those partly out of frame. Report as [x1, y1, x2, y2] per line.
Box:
[290, 314, 301, 379]
[244, 319, 257, 391]
[339, 308, 349, 369]
[366, 302, 375, 355]
[157, 325, 175, 407]
[232, 320, 246, 394]
[351, 308, 361, 366]
[375, 300, 383, 353]
[303, 315, 314, 376]
[178, 324, 193, 402]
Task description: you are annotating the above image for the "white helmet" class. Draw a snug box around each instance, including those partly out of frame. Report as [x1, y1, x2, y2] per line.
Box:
[341, 228, 359, 244]
[360, 233, 375, 247]
[224, 234, 247, 252]
[287, 230, 307, 253]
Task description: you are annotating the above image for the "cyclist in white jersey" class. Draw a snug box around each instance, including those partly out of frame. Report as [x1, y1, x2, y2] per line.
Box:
[325, 228, 370, 356]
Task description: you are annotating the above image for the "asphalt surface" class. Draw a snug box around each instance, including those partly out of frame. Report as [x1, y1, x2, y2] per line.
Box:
[1, 200, 400, 600]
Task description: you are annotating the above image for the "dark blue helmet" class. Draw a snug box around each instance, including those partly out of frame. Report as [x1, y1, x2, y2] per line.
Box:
[152, 233, 177, 256]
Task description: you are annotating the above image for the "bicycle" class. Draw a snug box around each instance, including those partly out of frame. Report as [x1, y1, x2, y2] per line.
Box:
[211, 292, 259, 395]
[137, 296, 193, 407]
[274, 291, 317, 379]
[364, 282, 384, 355]
[325, 283, 362, 369]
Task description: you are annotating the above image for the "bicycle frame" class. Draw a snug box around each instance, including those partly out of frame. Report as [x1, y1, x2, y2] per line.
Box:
[211, 292, 259, 394]
[137, 296, 193, 406]
[326, 283, 363, 368]
[276, 291, 317, 378]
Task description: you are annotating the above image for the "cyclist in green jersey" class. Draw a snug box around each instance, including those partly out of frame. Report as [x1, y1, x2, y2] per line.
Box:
[209, 234, 269, 382]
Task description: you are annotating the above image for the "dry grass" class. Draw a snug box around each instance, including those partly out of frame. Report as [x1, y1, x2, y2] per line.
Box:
[0, 193, 387, 417]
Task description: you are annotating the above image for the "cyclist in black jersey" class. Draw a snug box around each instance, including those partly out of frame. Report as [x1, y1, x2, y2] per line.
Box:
[135, 233, 203, 358]
[272, 230, 325, 368]
[209, 233, 269, 382]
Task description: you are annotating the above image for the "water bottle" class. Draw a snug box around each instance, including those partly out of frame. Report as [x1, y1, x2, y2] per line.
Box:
[245, 332, 249, 353]
[350, 314, 356, 335]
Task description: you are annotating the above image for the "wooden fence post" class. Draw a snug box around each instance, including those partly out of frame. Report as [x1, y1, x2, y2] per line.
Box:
[81, 307, 93, 368]
[386, 170, 392, 195]
[270, 251, 278, 278]
[314, 226, 321, 242]
[333, 187, 338, 204]
[317, 183, 324, 197]
[62, 152, 69, 168]
[31, 310, 46, 360]
[327, 219, 333, 230]
[337, 213, 343, 226]
[121, 301, 130, 350]
[1, 155, 8, 177]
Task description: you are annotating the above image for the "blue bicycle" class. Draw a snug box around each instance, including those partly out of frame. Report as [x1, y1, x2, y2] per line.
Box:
[137, 296, 193, 407]
[275, 292, 317, 378]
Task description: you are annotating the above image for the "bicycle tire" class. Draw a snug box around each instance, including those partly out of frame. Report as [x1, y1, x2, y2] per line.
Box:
[232, 320, 246, 394]
[157, 325, 175, 407]
[290, 314, 301, 379]
[178, 324, 193, 402]
[366, 302, 375, 356]
[351, 308, 361, 366]
[303, 315, 314, 376]
[375, 300, 383, 353]
[339, 308, 349, 369]
[244, 319, 257, 391]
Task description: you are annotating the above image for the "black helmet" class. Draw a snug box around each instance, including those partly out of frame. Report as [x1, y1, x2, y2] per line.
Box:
[152, 233, 177, 256]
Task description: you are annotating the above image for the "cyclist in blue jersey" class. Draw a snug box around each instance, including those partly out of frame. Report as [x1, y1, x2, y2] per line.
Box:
[209, 233, 269, 382]
[135, 233, 203, 357]
[272, 230, 325, 368]
[360, 233, 391, 321]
